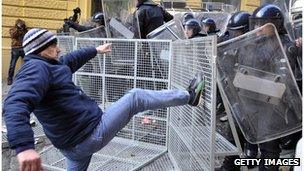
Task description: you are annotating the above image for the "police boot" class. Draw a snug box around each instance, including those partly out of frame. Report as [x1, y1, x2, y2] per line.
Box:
[244, 142, 258, 169]
[244, 142, 258, 158]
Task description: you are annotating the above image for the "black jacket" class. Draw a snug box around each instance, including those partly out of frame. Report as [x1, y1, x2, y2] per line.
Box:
[66, 20, 95, 32]
[136, 0, 173, 39]
[190, 33, 207, 39]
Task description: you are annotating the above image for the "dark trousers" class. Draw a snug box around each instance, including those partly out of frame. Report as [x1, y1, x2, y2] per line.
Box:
[259, 139, 281, 171]
[8, 47, 24, 81]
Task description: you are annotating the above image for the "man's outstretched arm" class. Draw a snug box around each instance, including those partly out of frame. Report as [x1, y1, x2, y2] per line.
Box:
[60, 43, 111, 73]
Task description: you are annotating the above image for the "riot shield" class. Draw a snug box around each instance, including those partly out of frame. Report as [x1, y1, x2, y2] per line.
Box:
[102, 0, 141, 39]
[217, 24, 302, 144]
[195, 12, 232, 36]
[75, 26, 107, 38]
[173, 11, 193, 25]
[147, 19, 186, 40]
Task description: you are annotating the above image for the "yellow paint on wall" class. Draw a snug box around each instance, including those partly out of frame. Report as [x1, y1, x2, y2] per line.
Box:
[2, 0, 23, 6]
[23, 0, 68, 10]
[241, 0, 260, 12]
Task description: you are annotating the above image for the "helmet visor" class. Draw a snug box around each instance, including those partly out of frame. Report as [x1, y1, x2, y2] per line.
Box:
[249, 18, 282, 32]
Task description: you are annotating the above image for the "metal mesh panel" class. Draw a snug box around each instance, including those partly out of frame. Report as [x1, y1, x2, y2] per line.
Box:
[41, 138, 167, 171]
[76, 39, 103, 73]
[57, 36, 75, 57]
[140, 153, 175, 171]
[168, 37, 217, 170]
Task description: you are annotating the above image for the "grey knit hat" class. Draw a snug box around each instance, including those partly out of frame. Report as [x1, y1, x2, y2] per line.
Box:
[22, 28, 57, 55]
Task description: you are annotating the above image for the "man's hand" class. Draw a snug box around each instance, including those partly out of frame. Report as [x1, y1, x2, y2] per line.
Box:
[96, 43, 111, 54]
[17, 149, 42, 171]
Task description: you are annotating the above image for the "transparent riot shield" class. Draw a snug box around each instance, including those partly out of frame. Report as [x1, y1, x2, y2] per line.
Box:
[102, 0, 140, 39]
[75, 26, 107, 38]
[173, 11, 193, 25]
[195, 12, 232, 36]
[147, 19, 186, 40]
[217, 24, 302, 144]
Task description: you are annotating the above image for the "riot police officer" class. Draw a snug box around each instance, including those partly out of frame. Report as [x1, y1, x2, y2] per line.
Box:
[201, 18, 220, 36]
[184, 19, 206, 39]
[249, 4, 301, 171]
[219, 11, 251, 42]
[227, 11, 251, 38]
[220, 11, 259, 171]
[136, 0, 173, 39]
[182, 12, 195, 27]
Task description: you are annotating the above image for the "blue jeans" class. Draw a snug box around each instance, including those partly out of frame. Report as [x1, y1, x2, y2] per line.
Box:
[60, 88, 189, 171]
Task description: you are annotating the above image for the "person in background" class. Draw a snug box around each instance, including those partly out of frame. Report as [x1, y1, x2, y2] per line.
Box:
[220, 11, 260, 171]
[201, 18, 220, 36]
[136, 0, 173, 39]
[249, 4, 301, 171]
[184, 19, 206, 39]
[65, 12, 106, 34]
[182, 12, 195, 27]
[8, 19, 28, 85]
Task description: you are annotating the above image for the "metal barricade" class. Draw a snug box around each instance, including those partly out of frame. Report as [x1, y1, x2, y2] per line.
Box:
[168, 37, 238, 171]
[57, 36, 75, 57]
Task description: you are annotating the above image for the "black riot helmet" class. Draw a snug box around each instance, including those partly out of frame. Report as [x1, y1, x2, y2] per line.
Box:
[227, 11, 251, 32]
[92, 12, 105, 26]
[201, 18, 217, 33]
[182, 12, 195, 26]
[227, 11, 251, 38]
[249, 4, 285, 34]
[185, 19, 201, 38]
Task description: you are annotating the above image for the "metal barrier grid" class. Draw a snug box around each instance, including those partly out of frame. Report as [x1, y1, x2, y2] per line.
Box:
[40, 38, 172, 170]
[168, 37, 237, 171]
[57, 36, 75, 57]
